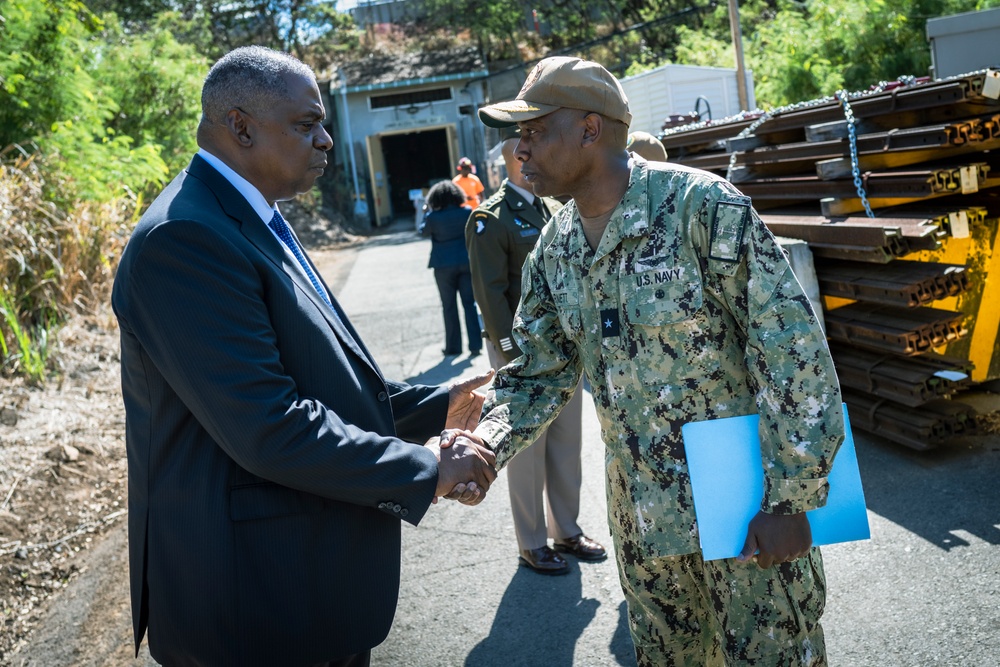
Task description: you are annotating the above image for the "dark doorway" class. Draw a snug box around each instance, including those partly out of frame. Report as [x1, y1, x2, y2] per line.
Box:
[381, 128, 452, 219]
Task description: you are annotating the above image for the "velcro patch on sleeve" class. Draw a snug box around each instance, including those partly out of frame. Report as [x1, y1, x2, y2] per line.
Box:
[709, 196, 751, 263]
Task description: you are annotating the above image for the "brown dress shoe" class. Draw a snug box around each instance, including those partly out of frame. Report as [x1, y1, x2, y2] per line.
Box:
[553, 533, 608, 562]
[518, 545, 570, 575]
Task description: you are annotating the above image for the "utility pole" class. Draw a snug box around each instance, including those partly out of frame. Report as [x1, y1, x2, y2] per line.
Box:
[728, 0, 750, 111]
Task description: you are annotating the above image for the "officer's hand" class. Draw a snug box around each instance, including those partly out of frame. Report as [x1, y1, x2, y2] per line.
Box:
[737, 511, 812, 569]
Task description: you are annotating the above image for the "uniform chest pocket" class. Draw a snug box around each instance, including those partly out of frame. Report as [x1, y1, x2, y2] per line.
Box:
[624, 274, 720, 387]
[552, 289, 584, 341]
[514, 233, 540, 254]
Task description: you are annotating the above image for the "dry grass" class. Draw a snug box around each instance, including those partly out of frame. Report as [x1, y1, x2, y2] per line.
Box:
[0, 146, 135, 382]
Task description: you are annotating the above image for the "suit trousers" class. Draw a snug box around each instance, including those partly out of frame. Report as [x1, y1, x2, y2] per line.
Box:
[433, 264, 482, 354]
[486, 339, 584, 550]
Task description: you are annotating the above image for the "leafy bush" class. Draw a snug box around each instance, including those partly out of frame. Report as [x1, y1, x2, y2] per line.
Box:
[0, 0, 207, 381]
[0, 0, 207, 204]
[92, 18, 207, 178]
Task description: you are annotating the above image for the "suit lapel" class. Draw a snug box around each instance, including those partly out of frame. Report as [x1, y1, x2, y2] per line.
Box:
[185, 156, 382, 376]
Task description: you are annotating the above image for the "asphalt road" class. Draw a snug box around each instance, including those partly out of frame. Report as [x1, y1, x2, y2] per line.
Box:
[13, 220, 999, 666]
[336, 223, 1000, 667]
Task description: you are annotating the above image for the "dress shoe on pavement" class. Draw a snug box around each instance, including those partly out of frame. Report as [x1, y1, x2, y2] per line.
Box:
[518, 546, 570, 575]
[553, 534, 608, 562]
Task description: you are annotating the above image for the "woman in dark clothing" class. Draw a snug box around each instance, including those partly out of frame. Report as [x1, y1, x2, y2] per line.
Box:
[419, 180, 483, 357]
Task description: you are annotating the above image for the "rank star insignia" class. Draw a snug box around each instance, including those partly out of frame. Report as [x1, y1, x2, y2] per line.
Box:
[600, 308, 620, 337]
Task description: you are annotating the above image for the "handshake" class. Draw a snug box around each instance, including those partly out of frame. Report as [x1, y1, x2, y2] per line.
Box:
[431, 368, 499, 506]
[431, 429, 497, 506]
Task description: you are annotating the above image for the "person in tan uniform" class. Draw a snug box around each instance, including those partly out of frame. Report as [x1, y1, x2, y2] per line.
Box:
[465, 137, 606, 575]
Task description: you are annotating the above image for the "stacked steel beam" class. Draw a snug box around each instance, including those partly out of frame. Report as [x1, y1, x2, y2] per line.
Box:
[661, 69, 1000, 450]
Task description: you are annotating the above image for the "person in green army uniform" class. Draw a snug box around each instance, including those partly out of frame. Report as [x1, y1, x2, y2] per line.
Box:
[448, 56, 846, 666]
[466, 137, 559, 364]
[465, 137, 607, 575]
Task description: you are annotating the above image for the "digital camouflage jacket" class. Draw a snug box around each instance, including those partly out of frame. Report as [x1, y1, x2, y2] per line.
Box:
[476, 157, 845, 558]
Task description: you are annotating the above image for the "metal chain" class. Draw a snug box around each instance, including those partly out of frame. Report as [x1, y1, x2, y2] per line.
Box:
[720, 94, 843, 182]
[725, 111, 769, 182]
[668, 80, 907, 217]
[836, 89, 875, 218]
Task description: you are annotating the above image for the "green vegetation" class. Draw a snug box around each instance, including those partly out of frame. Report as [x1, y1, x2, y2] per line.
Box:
[2, 0, 998, 382]
[0, 0, 205, 382]
[675, 0, 1000, 108]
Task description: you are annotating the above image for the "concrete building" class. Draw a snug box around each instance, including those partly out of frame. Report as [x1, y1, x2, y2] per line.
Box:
[321, 48, 755, 228]
[323, 46, 489, 227]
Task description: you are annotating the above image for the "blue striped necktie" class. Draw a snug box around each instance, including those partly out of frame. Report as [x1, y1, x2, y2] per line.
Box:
[267, 210, 333, 309]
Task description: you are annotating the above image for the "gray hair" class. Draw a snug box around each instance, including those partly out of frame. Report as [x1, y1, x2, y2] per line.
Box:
[201, 46, 315, 124]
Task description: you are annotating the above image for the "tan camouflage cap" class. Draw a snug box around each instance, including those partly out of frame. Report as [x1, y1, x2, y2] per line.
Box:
[479, 56, 632, 129]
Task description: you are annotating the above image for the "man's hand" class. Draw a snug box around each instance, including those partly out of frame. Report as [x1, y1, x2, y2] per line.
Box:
[436, 429, 493, 504]
[737, 511, 812, 569]
[432, 430, 496, 506]
[445, 369, 495, 431]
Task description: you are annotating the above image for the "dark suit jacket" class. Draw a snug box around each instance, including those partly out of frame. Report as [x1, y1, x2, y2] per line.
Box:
[111, 155, 448, 666]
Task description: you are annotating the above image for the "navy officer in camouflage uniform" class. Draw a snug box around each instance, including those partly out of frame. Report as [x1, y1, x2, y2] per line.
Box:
[447, 56, 846, 666]
[466, 136, 606, 575]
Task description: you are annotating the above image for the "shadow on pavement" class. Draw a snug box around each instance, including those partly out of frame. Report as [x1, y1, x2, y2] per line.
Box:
[406, 354, 479, 386]
[611, 601, 639, 666]
[463, 565, 636, 667]
[855, 430, 1000, 549]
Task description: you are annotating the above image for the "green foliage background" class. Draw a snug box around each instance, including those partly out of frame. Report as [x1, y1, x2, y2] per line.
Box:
[673, 0, 1000, 108]
[2, 0, 999, 381]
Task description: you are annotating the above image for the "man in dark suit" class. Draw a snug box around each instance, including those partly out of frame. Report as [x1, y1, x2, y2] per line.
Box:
[111, 46, 496, 667]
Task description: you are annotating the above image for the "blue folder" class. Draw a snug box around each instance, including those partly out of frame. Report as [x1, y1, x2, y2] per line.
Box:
[681, 404, 870, 561]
